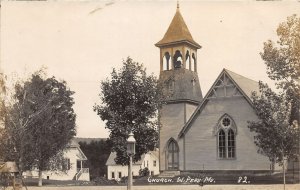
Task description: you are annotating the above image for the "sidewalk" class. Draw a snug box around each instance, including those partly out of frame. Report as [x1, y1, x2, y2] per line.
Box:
[25, 184, 300, 190]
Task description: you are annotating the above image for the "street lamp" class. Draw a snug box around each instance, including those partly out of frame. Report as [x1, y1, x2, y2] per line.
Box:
[127, 132, 136, 190]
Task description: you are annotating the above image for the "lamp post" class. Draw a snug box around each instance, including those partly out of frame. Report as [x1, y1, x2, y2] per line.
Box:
[127, 132, 136, 190]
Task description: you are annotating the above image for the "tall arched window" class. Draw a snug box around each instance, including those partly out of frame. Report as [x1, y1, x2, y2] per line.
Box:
[185, 50, 190, 70]
[167, 139, 179, 170]
[228, 129, 235, 158]
[163, 52, 171, 71]
[216, 115, 236, 159]
[218, 130, 226, 158]
[191, 53, 196, 71]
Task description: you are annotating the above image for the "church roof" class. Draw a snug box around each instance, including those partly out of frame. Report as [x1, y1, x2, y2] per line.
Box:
[155, 7, 201, 49]
[225, 69, 260, 99]
[178, 69, 259, 137]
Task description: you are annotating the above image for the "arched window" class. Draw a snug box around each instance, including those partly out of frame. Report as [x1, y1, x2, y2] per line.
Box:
[191, 53, 196, 71]
[167, 139, 179, 170]
[228, 129, 235, 158]
[185, 50, 190, 70]
[173, 50, 183, 69]
[216, 115, 236, 159]
[163, 52, 171, 71]
[218, 130, 226, 158]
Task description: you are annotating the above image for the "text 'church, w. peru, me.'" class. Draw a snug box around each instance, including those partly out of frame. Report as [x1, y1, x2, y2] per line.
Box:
[156, 4, 277, 173]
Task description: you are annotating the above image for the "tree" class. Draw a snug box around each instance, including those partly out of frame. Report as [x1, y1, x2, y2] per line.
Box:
[2, 70, 76, 186]
[260, 14, 300, 122]
[78, 139, 112, 179]
[94, 57, 163, 165]
[0, 72, 6, 162]
[248, 15, 300, 189]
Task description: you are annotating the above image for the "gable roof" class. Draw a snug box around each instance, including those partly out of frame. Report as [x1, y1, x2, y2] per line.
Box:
[178, 68, 259, 137]
[155, 7, 201, 49]
[106, 150, 159, 166]
[106, 152, 144, 166]
[225, 69, 260, 98]
[67, 139, 88, 161]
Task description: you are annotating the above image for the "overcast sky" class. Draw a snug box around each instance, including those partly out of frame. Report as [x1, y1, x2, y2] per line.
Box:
[1, 0, 300, 138]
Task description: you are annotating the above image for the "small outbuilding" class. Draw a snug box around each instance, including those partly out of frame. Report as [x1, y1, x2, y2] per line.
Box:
[0, 161, 23, 189]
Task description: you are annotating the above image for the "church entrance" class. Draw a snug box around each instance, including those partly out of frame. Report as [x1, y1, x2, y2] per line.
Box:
[167, 140, 179, 170]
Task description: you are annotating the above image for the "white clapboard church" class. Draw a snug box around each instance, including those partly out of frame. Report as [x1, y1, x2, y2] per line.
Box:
[157, 4, 280, 174]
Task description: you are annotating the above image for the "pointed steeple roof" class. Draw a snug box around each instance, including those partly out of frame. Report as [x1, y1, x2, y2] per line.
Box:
[155, 5, 201, 49]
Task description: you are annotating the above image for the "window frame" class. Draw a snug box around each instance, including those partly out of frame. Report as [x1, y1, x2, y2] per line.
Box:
[216, 116, 237, 160]
[153, 160, 157, 167]
[111, 172, 115, 179]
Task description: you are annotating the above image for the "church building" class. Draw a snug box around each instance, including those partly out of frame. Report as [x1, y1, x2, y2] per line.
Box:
[157, 4, 275, 173]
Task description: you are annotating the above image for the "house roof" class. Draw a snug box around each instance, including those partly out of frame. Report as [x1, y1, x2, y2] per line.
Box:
[106, 152, 144, 166]
[68, 139, 80, 148]
[178, 68, 259, 137]
[155, 7, 201, 49]
[67, 139, 88, 161]
[0, 162, 18, 173]
[106, 150, 159, 166]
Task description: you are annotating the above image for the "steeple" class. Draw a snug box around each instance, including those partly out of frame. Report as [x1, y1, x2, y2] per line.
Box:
[155, 4, 201, 49]
[156, 3, 203, 102]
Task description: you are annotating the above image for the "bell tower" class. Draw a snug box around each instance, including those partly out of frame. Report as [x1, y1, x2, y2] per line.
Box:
[156, 3, 203, 172]
[155, 4, 202, 102]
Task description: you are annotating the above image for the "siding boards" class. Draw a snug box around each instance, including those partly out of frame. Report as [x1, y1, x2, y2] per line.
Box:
[184, 97, 271, 170]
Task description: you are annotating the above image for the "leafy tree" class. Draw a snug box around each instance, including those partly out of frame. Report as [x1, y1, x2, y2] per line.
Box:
[248, 15, 300, 189]
[94, 57, 163, 165]
[78, 139, 112, 179]
[0, 72, 5, 126]
[0, 72, 6, 161]
[260, 14, 300, 122]
[249, 83, 299, 163]
[2, 70, 76, 186]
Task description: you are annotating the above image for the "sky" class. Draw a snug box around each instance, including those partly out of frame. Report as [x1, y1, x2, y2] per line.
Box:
[1, 0, 300, 138]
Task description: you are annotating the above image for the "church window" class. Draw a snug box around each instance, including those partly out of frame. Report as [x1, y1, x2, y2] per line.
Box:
[222, 117, 231, 127]
[163, 52, 171, 71]
[173, 50, 183, 69]
[216, 115, 237, 159]
[218, 130, 226, 158]
[228, 129, 235, 158]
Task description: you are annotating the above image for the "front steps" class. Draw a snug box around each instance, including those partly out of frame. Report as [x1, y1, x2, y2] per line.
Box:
[159, 170, 180, 178]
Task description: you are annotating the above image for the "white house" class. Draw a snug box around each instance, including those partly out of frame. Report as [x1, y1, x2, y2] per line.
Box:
[25, 139, 90, 181]
[106, 150, 159, 181]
